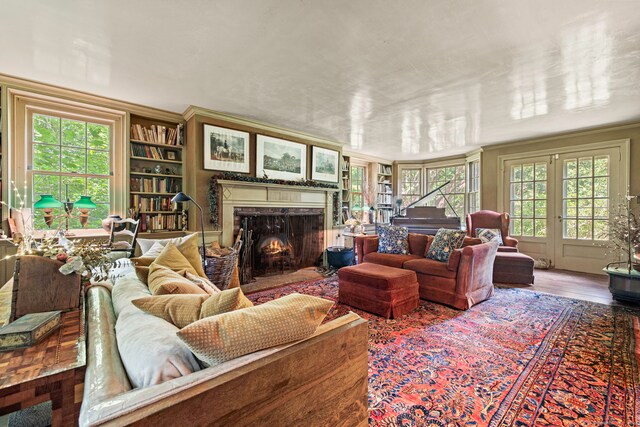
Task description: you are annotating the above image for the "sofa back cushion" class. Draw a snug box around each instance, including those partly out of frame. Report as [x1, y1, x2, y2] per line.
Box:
[112, 273, 201, 388]
[408, 233, 432, 256]
[376, 225, 409, 254]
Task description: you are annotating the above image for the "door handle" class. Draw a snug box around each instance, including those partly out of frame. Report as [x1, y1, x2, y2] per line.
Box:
[557, 215, 562, 223]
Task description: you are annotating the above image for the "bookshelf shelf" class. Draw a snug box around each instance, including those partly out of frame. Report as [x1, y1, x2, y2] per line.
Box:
[129, 114, 185, 232]
[340, 155, 351, 224]
[130, 139, 183, 149]
[130, 172, 182, 179]
[130, 156, 182, 165]
[375, 163, 394, 224]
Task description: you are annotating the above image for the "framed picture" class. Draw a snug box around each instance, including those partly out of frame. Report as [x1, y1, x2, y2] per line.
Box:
[311, 146, 339, 182]
[203, 124, 250, 173]
[166, 151, 176, 160]
[256, 135, 307, 180]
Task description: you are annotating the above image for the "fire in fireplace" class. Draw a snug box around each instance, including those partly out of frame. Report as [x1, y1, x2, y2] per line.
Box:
[234, 207, 324, 283]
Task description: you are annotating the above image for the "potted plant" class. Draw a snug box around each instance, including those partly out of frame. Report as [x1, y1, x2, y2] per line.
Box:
[603, 194, 640, 302]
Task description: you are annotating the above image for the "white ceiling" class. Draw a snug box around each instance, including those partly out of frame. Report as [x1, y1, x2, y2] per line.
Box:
[1, 0, 640, 160]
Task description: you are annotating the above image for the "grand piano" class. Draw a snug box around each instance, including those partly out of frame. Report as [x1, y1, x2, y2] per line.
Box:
[391, 180, 461, 235]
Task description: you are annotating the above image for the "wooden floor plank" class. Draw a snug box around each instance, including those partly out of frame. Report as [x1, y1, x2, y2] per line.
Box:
[499, 268, 640, 307]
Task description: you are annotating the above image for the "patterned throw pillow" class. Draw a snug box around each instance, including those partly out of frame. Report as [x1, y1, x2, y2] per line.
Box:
[476, 228, 504, 245]
[177, 293, 334, 366]
[377, 225, 409, 254]
[426, 229, 467, 262]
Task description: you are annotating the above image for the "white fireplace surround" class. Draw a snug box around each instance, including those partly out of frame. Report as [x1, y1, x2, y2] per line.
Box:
[216, 180, 338, 248]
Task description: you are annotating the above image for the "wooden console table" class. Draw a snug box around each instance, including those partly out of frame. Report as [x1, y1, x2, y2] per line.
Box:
[0, 281, 85, 426]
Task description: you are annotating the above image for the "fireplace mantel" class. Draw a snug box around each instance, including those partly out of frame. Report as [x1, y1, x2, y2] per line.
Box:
[217, 180, 338, 247]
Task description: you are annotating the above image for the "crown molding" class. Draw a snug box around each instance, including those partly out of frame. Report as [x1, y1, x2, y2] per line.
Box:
[341, 148, 391, 164]
[0, 73, 183, 123]
[481, 120, 640, 152]
[183, 105, 345, 148]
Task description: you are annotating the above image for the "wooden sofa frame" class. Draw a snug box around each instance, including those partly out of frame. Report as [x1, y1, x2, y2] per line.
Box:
[81, 286, 369, 426]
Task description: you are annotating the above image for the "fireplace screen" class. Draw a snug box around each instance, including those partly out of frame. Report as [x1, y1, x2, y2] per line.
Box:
[235, 207, 324, 283]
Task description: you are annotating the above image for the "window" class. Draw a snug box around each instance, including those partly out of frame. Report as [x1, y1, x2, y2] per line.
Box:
[467, 160, 480, 213]
[509, 162, 547, 237]
[400, 169, 421, 208]
[562, 155, 609, 240]
[350, 166, 365, 221]
[426, 165, 465, 219]
[30, 112, 112, 229]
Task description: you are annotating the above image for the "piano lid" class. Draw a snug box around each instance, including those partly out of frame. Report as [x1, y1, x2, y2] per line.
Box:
[404, 180, 459, 215]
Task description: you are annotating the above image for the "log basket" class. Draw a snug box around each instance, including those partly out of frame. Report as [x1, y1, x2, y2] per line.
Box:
[205, 240, 242, 290]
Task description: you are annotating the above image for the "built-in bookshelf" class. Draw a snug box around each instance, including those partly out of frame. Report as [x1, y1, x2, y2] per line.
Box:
[340, 155, 351, 224]
[376, 163, 393, 224]
[129, 114, 185, 233]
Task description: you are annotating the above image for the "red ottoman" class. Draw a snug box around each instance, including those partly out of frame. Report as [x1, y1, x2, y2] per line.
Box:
[493, 252, 535, 284]
[338, 263, 419, 319]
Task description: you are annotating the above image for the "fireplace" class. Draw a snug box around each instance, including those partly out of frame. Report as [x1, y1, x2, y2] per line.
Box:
[234, 207, 324, 283]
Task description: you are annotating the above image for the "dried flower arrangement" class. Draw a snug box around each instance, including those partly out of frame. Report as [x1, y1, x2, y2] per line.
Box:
[604, 194, 640, 272]
[2, 181, 113, 282]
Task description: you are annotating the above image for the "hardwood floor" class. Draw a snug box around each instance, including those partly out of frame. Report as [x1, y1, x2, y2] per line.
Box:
[498, 268, 635, 306]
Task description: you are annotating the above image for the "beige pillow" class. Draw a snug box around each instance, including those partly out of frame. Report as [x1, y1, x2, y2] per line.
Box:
[135, 234, 206, 277]
[148, 265, 207, 296]
[149, 242, 198, 275]
[135, 266, 150, 284]
[132, 288, 253, 328]
[185, 272, 220, 294]
[177, 293, 333, 366]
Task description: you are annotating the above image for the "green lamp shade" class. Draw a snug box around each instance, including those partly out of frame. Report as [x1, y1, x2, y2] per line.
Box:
[74, 195, 97, 209]
[34, 195, 63, 209]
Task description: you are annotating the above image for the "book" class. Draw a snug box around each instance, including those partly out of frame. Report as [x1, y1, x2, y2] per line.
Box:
[0, 311, 61, 351]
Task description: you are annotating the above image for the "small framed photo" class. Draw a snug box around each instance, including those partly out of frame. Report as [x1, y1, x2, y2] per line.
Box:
[204, 124, 250, 173]
[311, 146, 339, 182]
[166, 151, 177, 160]
[256, 135, 307, 180]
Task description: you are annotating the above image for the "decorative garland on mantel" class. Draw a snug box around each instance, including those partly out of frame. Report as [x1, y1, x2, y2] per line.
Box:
[208, 172, 339, 228]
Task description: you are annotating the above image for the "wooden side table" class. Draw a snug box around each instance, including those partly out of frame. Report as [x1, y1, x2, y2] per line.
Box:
[0, 288, 85, 427]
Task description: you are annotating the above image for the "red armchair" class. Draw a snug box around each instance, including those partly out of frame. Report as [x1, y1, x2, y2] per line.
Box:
[466, 210, 518, 252]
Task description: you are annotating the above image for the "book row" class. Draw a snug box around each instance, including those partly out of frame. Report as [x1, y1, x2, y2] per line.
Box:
[130, 177, 181, 194]
[131, 124, 181, 145]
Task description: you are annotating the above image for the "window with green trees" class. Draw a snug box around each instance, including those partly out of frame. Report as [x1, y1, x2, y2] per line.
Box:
[350, 166, 365, 221]
[426, 165, 465, 219]
[400, 169, 421, 208]
[509, 162, 547, 237]
[31, 113, 111, 229]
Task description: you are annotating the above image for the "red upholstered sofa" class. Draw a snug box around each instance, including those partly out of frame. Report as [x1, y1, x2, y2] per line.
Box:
[355, 234, 499, 310]
[466, 210, 518, 252]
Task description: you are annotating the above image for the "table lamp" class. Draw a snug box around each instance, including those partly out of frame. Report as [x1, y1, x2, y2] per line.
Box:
[74, 196, 97, 227]
[34, 195, 63, 228]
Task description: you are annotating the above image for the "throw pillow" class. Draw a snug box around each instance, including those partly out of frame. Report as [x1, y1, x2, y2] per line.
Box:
[476, 228, 504, 245]
[135, 266, 150, 284]
[177, 293, 334, 367]
[150, 242, 198, 276]
[185, 272, 220, 295]
[426, 228, 466, 262]
[376, 225, 409, 254]
[132, 288, 253, 328]
[148, 265, 207, 296]
[134, 234, 206, 277]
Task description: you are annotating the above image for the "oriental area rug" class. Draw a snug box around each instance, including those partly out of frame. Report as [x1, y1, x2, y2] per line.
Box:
[247, 278, 640, 427]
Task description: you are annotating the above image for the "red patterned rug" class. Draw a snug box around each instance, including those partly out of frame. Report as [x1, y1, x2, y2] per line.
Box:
[247, 277, 640, 427]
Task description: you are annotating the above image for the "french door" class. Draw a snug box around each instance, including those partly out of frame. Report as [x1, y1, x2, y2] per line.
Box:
[503, 146, 624, 274]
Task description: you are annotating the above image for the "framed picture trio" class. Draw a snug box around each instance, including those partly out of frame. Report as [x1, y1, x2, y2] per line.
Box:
[202, 124, 340, 183]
